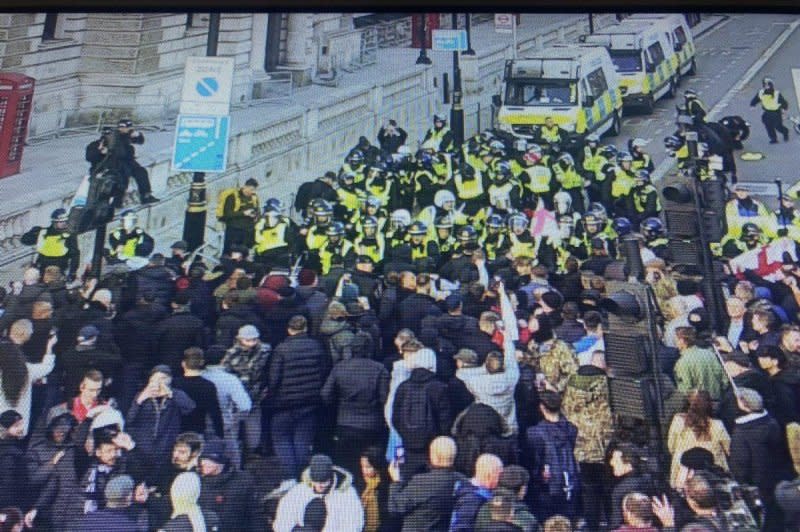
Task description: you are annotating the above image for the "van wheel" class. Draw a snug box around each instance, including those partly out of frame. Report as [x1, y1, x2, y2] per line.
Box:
[643, 95, 655, 114]
[608, 111, 621, 137]
[688, 58, 697, 76]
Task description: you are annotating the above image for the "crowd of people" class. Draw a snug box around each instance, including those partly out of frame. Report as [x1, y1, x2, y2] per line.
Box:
[1, 85, 800, 532]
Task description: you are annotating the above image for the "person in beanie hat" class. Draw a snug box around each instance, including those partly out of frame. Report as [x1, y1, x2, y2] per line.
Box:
[197, 439, 259, 531]
[221, 324, 270, 456]
[0, 411, 26, 510]
[274, 454, 364, 532]
[67, 474, 148, 531]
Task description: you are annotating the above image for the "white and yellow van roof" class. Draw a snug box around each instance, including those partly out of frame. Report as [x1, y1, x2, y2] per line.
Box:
[508, 46, 610, 80]
[581, 20, 666, 51]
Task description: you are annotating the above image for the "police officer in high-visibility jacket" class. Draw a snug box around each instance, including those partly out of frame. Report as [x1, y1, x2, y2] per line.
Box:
[453, 164, 488, 216]
[582, 134, 605, 178]
[433, 215, 458, 267]
[640, 217, 671, 261]
[480, 214, 511, 262]
[336, 172, 365, 221]
[724, 184, 777, 239]
[422, 114, 455, 153]
[318, 222, 354, 275]
[611, 152, 637, 218]
[684, 89, 707, 126]
[538, 116, 566, 147]
[552, 153, 584, 213]
[407, 221, 439, 271]
[340, 150, 368, 186]
[254, 198, 295, 270]
[750, 77, 789, 144]
[352, 216, 386, 267]
[303, 200, 334, 252]
[520, 144, 555, 210]
[21, 208, 80, 279]
[720, 222, 768, 259]
[108, 209, 154, 262]
[629, 138, 655, 173]
[630, 170, 662, 226]
[507, 212, 536, 258]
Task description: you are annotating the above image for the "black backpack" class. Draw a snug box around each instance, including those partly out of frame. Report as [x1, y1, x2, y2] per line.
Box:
[394, 378, 438, 451]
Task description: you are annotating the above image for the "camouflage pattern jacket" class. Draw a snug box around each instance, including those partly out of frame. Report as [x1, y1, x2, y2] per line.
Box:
[221, 342, 271, 402]
[562, 365, 614, 464]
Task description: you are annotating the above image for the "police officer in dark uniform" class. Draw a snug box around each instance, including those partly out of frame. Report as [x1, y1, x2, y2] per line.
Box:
[254, 198, 296, 271]
[107, 209, 155, 262]
[750, 77, 790, 144]
[684, 89, 708, 126]
[21, 209, 80, 279]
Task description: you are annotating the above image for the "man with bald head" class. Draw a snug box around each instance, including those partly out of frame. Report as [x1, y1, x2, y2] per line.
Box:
[388, 436, 466, 532]
[450, 453, 504, 532]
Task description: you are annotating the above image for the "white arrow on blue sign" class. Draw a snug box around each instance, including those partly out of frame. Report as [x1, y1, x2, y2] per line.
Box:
[432, 29, 469, 52]
[172, 114, 230, 173]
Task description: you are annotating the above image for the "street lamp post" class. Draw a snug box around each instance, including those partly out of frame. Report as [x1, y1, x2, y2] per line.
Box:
[182, 12, 220, 252]
[416, 14, 432, 65]
[463, 13, 475, 56]
[588, 14, 594, 34]
[450, 13, 464, 147]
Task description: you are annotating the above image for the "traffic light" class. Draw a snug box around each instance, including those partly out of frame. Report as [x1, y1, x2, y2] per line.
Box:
[662, 177, 727, 242]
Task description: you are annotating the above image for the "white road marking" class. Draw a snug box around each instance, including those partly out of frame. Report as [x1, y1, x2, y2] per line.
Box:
[792, 68, 800, 112]
[653, 18, 800, 182]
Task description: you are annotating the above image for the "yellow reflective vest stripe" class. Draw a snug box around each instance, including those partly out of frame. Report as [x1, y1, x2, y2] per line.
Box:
[354, 235, 385, 264]
[319, 241, 353, 274]
[37, 231, 69, 257]
[611, 170, 636, 198]
[553, 165, 582, 189]
[454, 173, 484, 200]
[759, 89, 782, 111]
[541, 125, 561, 144]
[524, 165, 552, 193]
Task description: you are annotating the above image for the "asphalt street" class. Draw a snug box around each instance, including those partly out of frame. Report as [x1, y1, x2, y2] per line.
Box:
[610, 13, 800, 208]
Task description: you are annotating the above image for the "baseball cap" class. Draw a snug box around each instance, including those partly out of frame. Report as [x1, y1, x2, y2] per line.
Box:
[199, 439, 228, 465]
[309, 454, 334, 483]
[444, 293, 463, 312]
[149, 364, 172, 377]
[78, 325, 100, 341]
[237, 324, 260, 340]
[453, 348, 479, 366]
[105, 475, 135, 502]
[171, 240, 188, 250]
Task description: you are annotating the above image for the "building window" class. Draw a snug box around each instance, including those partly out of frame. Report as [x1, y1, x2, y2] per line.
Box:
[42, 13, 59, 41]
[186, 13, 209, 30]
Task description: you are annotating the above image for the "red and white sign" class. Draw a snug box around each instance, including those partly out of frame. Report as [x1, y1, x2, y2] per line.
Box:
[494, 13, 515, 34]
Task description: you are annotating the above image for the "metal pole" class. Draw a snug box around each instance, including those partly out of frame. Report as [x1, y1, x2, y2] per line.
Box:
[511, 14, 518, 60]
[91, 223, 106, 277]
[182, 13, 220, 252]
[588, 14, 594, 34]
[463, 13, 475, 55]
[450, 13, 464, 147]
[416, 14, 432, 65]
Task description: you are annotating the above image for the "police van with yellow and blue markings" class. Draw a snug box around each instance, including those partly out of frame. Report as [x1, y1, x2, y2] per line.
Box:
[628, 14, 698, 78]
[581, 20, 678, 114]
[493, 45, 623, 152]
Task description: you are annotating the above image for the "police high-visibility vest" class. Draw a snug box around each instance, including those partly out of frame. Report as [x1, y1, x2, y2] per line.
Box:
[37, 230, 69, 257]
[354, 235, 385, 264]
[366, 178, 391, 206]
[427, 127, 453, 152]
[611, 169, 636, 198]
[509, 233, 536, 257]
[341, 163, 367, 184]
[724, 199, 778, 239]
[632, 153, 651, 171]
[410, 241, 430, 260]
[306, 226, 328, 251]
[454, 172, 484, 200]
[553, 165, 582, 190]
[319, 240, 353, 274]
[583, 147, 605, 175]
[338, 188, 363, 212]
[414, 170, 436, 193]
[254, 220, 289, 253]
[482, 233, 508, 261]
[110, 229, 143, 259]
[524, 165, 552, 194]
[433, 153, 453, 179]
[488, 182, 517, 210]
[436, 235, 457, 256]
[633, 185, 662, 213]
[541, 125, 562, 144]
[758, 89, 782, 111]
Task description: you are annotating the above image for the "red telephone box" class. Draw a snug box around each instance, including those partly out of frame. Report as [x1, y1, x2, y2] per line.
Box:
[0, 73, 35, 179]
[411, 14, 440, 49]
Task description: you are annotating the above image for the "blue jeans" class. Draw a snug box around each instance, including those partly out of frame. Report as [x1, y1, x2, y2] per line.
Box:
[271, 406, 317, 480]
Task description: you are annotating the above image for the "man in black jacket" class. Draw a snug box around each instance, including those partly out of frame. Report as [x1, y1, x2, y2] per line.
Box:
[388, 436, 466, 532]
[392, 349, 453, 479]
[153, 292, 208, 374]
[268, 316, 329, 484]
[173, 348, 224, 439]
[294, 172, 338, 219]
[377, 120, 408, 154]
[608, 443, 658, 530]
[321, 332, 389, 477]
[198, 439, 260, 531]
[718, 348, 772, 432]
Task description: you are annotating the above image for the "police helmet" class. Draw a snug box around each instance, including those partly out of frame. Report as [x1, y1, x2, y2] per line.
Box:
[640, 217, 665, 239]
[435, 215, 454, 230]
[554, 191, 573, 214]
[313, 200, 334, 217]
[457, 225, 478, 242]
[557, 214, 575, 227]
[264, 198, 284, 213]
[635, 169, 651, 183]
[408, 221, 428, 236]
[418, 151, 434, 169]
[433, 114, 446, 124]
[362, 216, 378, 230]
[664, 135, 683, 150]
[507, 213, 529, 232]
[326, 222, 345, 237]
[390, 209, 412, 228]
[524, 144, 544, 164]
[586, 133, 600, 144]
[587, 202, 608, 222]
[558, 153, 575, 166]
[684, 89, 698, 100]
[347, 150, 364, 164]
[763, 77, 774, 88]
[612, 217, 633, 237]
[369, 162, 388, 175]
[51, 208, 69, 223]
[496, 160, 513, 177]
[629, 137, 647, 151]
[601, 145, 618, 159]
[434, 189, 457, 209]
[486, 214, 505, 229]
[583, 213, 602, 231]
[339, 171, 356, 185]
[365, 196, 382, 210]
[489, 140, 506, 154]
[618, 151, 633, 163]
[742, 223, 761, 239]
[481, 131, 495, 143]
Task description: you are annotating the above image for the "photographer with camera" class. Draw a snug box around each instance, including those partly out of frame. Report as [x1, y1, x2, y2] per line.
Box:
[84, 119, 160, 207]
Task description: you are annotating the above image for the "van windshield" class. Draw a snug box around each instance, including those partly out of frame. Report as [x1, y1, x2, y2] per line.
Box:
[609, 50, 643, 73]
[504, 79, 577, 106]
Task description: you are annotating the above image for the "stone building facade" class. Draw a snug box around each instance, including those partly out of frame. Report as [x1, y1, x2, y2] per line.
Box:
[0, 13, 355, 138]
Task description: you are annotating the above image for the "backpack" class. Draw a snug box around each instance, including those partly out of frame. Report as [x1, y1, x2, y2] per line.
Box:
[394, 378, 438, 451]
[215, 188, 240, 221]
[541, 426, 581, 499]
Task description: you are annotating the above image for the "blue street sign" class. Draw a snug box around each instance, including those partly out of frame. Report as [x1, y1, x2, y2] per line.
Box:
[195, 77, 219, 97]
[432, 29, 468, 51]
[172, 114, 230, 173]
